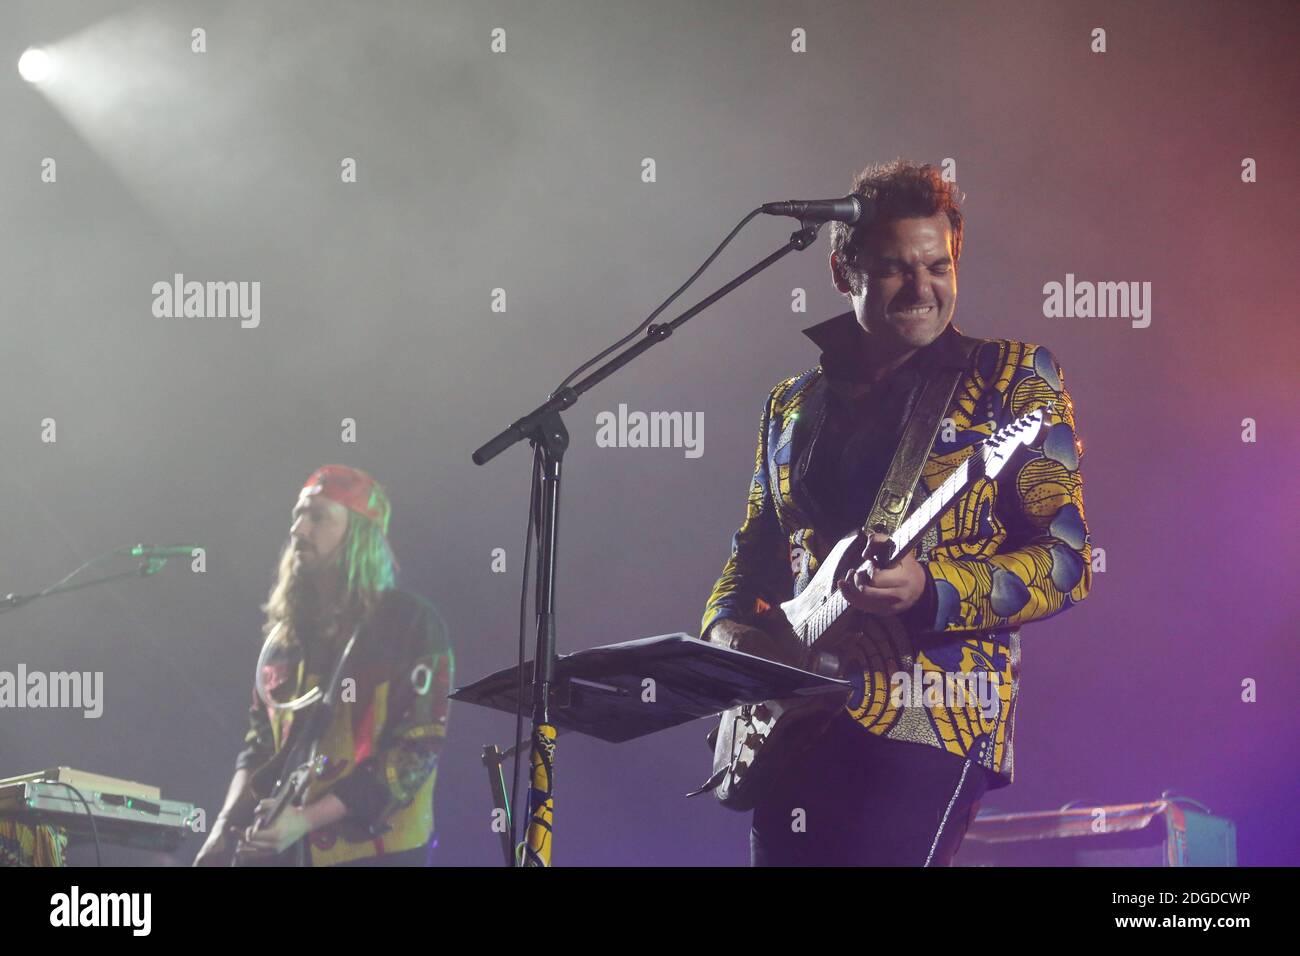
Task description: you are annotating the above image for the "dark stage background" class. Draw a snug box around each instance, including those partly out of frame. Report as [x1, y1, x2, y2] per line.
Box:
[2, 0, 1296, 866]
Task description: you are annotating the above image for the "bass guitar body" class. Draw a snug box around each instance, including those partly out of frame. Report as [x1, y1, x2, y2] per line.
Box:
[229, 745, 322, 867]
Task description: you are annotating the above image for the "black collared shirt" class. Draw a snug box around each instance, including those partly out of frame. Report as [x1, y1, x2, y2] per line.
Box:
[799, 311, 968, 540]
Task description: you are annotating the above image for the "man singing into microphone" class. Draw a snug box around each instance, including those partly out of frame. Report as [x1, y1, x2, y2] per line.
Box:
[701, 160, 1092, 866]
[194, 465, 453, 866]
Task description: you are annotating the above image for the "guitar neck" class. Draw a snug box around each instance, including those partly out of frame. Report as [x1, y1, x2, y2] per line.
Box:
[802, 456, 975, 646]
[890, 455, 973, 556]
[797, 406, 1050, 648]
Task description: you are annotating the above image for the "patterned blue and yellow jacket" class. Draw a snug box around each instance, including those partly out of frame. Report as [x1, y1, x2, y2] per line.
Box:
[701, 310, 1092, 787]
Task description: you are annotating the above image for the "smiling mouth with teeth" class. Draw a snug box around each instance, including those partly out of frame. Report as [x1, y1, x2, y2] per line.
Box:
[892, 305, 935, 315]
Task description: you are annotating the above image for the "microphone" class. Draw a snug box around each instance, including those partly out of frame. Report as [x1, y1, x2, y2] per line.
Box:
[760, 195, 869, 224]
[120, 544, 204, 557]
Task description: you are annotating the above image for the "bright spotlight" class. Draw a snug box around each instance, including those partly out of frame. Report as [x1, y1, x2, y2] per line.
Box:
[18, 47, 58, 84]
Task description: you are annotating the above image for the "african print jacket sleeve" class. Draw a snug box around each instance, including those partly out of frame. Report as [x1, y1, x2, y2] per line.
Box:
[329, 597, 454, 828]
[911, 343, 1092, 634]
[699, 386, 801, 638]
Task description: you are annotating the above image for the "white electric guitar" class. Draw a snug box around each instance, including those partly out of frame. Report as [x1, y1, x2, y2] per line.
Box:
[695, 407, 1054, 811]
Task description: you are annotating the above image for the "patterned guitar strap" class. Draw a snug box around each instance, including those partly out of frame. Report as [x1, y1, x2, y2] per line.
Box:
[861, 336, 981, 543]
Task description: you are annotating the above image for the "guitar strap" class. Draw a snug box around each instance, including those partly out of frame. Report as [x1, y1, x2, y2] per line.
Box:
[278, 624, 362, 867]
[860, 337, 982, 542]
[278, 624, 362, 771]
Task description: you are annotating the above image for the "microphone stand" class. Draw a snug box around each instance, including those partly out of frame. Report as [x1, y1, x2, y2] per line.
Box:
[1, 552, 169, 616]
[471, 218, 825, 866]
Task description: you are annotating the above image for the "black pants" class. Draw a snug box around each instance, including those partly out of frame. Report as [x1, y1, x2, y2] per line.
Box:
[750, 715, 989, 867]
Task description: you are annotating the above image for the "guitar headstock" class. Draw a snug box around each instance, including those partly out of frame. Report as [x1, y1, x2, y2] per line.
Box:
[979, 406, 1053, 479]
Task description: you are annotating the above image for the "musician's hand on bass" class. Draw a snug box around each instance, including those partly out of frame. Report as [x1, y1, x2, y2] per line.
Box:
[239, 800, 312, 856]
[192, 821, 238, 866]
[839, 533, 927, 615]
[707, 619, 794, 665]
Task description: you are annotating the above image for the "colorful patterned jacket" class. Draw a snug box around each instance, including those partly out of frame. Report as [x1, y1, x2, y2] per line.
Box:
[238, 588, 453, 865]
[701, 310, 1092, 787]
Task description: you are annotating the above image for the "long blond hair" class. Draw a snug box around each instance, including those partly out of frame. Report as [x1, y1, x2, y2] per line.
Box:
[261, 491, 397, 647]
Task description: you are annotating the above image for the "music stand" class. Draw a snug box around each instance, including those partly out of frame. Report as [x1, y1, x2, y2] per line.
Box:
[454, 632, 848, 864]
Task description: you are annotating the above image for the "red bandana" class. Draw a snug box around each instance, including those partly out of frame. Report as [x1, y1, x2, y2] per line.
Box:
[300, 465, 388, 530]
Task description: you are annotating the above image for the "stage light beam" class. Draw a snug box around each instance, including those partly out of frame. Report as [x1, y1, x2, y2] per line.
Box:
[19, 47, 59, 84]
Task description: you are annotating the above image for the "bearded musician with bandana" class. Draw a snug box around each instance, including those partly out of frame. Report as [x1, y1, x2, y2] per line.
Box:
[193, 465, 453, 867]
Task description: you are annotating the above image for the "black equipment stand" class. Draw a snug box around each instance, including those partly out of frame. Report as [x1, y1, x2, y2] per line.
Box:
[454, 632, 848, 864]
[470, 221, 826, 866]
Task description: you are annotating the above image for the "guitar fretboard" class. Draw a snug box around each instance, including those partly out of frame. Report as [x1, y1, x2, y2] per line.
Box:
[802, 455, 975, 646]
[891, 455, 973, 556]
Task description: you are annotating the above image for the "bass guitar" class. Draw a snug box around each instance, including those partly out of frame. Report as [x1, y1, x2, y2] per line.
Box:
[229, 745, 330, 866]
[229, 628, 358, 865]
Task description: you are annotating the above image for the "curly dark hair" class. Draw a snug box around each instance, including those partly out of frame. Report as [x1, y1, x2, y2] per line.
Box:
[829, 159, 965, 292]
